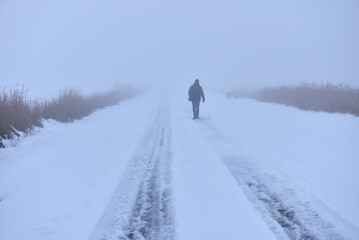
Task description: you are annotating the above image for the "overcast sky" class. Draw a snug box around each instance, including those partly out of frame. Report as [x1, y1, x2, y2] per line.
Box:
[1, 0, 358, 97]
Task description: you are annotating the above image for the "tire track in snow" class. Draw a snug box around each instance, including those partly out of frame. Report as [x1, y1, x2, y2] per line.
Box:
[199, 122, 346, 240]
[126, 125, 173, 240]
[224, 156, 343, 240]
[89, 105, 174, 240]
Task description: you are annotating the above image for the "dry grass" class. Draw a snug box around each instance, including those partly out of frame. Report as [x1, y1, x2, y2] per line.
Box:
[42, 87, 135, 122]
[0, 87, 42, 147]
[0, 86, 135, 147]
[227, 82, 359, 116]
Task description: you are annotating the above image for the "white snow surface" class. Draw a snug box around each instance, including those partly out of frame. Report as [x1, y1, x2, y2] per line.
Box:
[0, 91, 358, 240]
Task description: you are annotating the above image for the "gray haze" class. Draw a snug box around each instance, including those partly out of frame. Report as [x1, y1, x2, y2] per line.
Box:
[1, 0, 358, 97]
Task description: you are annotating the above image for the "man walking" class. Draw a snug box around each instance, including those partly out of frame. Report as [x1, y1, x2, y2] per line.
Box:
[188, 79, 205, 119]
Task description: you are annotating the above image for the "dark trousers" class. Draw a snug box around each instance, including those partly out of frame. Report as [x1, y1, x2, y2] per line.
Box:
[192, 101, 200, 118]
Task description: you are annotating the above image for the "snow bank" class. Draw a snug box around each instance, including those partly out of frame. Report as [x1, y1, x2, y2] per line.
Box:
[0, 94, 156, 240]
[196, 93, 359, 238]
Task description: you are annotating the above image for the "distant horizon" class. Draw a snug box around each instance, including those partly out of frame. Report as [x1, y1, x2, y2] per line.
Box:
[1, 80, 359, 101]
[1, 0, 358, 97]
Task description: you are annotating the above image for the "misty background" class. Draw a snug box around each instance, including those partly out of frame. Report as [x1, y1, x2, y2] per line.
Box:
[0, 0, 358, 97]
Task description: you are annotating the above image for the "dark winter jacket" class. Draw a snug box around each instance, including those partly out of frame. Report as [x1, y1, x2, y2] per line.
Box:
[188, 82, 205, 103]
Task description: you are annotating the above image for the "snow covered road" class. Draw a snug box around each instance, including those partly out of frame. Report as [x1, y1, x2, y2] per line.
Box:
[1, 92, 358, 240]
[90, 104, 174, 240]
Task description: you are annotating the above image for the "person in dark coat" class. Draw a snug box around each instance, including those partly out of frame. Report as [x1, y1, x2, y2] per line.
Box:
[188, 79, 205, 119]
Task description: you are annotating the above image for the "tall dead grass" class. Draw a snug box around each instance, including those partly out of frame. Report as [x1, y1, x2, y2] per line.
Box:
[0, 86, 135, 147]
[227, 82, 359, 116]
[42, 87, 134, 122]
[0, 87, 42, 147]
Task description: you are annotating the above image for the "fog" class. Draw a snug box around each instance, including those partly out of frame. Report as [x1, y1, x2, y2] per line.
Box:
[1, 0, 358, 97]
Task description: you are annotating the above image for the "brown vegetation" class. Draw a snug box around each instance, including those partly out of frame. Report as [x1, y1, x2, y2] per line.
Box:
[0, 87, 42, 147]
[0, 86, 135, 147]
[227, 82, 359, 116]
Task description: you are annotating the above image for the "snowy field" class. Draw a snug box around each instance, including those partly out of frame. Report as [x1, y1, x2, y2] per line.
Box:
[0, 92, 358, 240]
